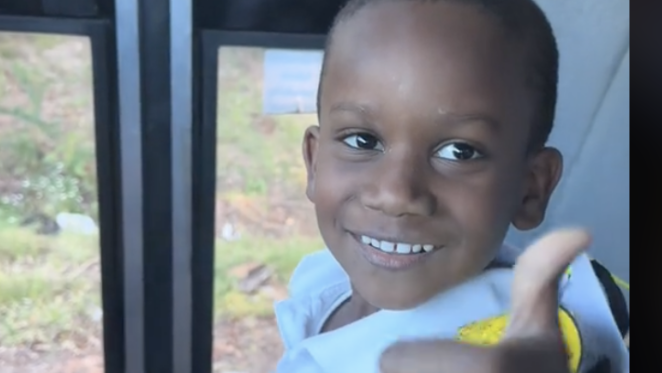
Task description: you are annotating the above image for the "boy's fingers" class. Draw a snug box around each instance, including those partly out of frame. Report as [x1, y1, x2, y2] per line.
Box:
[379, 229, 589, 373]
[379, 339, 496, 373]
[506, 228, 591, 339]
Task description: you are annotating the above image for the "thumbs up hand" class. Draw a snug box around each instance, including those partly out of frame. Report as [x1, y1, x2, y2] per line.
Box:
[379, 229, 591, 373]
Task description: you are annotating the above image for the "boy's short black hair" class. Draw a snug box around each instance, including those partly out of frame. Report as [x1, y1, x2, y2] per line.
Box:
[317, 0, 559, 149]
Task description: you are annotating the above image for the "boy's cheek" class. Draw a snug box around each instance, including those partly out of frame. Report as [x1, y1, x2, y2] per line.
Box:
[309, 161, 356, 217]
[442, 173, 515, 221]
[317, 156, 374, 192]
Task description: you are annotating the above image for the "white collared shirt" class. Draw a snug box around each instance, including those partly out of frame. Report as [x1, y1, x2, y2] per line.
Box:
[273, 245, 629, 373]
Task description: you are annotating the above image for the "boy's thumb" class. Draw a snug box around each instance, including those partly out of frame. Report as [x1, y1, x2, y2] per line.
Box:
[505, 228, 591, 340]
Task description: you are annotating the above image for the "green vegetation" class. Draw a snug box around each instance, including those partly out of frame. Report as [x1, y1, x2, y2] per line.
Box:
[0, 224, 320, 345]
[0, 33, 97, 223]
[0, 36, 322, 347]
[0, 225, 100, 345]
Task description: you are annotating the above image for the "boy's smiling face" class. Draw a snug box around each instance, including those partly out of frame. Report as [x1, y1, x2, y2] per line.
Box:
[304, 1, 562, 310]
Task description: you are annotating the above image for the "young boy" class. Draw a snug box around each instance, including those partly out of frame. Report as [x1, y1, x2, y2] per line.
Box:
[274, 0, 629, 372]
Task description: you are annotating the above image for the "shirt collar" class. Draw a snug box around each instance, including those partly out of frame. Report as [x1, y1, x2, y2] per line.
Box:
[274, 279, 350, 350]
[274, 244, 522, 347]
[276, 263, 514, 373]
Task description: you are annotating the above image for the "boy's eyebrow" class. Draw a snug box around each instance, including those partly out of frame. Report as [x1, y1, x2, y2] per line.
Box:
[435, 111, 501, 130]
[330, 102, 374, 117]
[330, 101, 500, 130]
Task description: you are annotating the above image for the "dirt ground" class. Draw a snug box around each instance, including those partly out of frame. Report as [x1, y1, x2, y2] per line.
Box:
[0, 317, 284, 373]
[0, 198, 312, 373]
[0, 195, 316, 373]
[0, 178, 316, 373]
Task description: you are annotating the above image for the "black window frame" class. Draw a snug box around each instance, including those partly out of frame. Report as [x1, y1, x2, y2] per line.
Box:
[0, 14, 125, 373]
[0, 3, 329, 373]
[194, 30, 325, 373]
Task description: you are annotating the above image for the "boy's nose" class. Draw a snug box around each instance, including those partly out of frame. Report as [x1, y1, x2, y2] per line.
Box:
[360, 157, 436, 217]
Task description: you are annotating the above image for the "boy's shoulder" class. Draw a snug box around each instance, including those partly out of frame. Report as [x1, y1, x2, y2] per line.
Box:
[274, 249, 351, 352]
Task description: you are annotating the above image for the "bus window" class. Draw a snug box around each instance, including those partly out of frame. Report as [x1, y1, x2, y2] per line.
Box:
[0, 32, 103, 373]
[213, 46, 323, 373]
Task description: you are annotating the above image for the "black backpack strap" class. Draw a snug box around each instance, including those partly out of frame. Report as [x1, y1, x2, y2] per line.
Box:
[589, 259, 629, 338]
[585, 356, 613, 373]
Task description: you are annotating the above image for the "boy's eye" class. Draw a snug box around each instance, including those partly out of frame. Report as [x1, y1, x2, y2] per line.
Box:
[342, 133, 384, 151]
[435, 142, 483, 161]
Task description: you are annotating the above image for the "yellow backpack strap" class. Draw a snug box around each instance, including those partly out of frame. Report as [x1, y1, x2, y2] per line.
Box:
[456, 308, 583, 373]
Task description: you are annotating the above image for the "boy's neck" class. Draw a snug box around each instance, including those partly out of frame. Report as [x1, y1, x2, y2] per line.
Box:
[321, 286, 379, 334]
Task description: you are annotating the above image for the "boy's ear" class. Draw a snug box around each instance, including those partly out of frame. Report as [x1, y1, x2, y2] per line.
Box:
[302, 125, 321, 202]
[512, 147, 563, 230]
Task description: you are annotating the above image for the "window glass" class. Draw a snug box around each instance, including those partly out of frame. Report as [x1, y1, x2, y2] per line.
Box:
[213, 46, 323, 372]
[0, 32, 104, 373]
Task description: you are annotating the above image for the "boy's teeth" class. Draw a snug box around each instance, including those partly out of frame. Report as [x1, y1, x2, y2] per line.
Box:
[360, 235, 435, 255]
[396, 243, 411, 253]
[380, 241, 395, 252]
